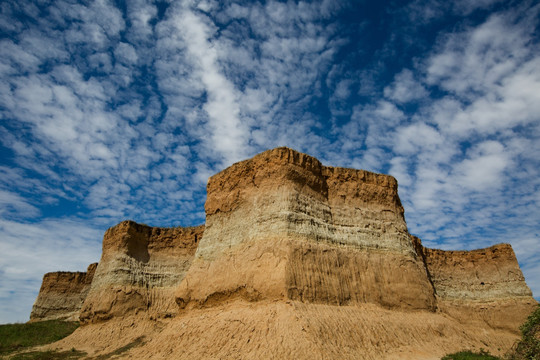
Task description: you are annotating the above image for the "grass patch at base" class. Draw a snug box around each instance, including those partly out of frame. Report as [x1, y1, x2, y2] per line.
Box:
[0, 320, 79, 355]
[8, 349, 86, 360]
[507, 304, 540, 360]
[441, 350, 501, 360]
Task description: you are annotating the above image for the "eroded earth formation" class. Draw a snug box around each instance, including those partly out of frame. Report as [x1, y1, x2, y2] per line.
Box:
[31, 147, 537, 359]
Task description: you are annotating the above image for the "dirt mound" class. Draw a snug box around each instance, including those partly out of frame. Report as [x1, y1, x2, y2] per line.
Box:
[54, 301, 520, 360]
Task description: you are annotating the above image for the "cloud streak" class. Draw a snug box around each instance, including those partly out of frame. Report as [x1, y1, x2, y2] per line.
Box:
[173, 3, 250, 165]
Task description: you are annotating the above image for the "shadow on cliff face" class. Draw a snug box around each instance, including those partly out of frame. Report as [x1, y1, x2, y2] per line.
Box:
[92, 336, 146, 359]
[123, 226, 150, 263]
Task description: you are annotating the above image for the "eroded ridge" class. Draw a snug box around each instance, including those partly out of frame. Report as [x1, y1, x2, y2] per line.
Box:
[80, 221, 204, 322]
[30, 263, 97, 322]
[176, 147, 436, 310]
[413, 237, 537, 332]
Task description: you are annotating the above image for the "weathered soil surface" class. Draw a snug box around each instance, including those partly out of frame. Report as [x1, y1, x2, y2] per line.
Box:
[53, 300, 524, 360]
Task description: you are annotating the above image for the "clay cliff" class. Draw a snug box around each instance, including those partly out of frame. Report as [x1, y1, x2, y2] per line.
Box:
[176, 147, 436, 311]
[31, 147, 537, 359]
[30, 263, 97, 322]
[79, 221, 204, 322]
[413, 237, 536, 332]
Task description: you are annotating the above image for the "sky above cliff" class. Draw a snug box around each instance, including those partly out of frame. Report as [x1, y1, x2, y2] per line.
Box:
[1, 0, 539, 323]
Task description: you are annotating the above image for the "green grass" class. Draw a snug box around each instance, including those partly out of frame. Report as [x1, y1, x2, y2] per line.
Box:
[8, 348, 86, 360]
[0, 320, 80, 356]
[0, 319, 145, 359]
[507, 304, 540, 360]
[441, 349, 501, 360]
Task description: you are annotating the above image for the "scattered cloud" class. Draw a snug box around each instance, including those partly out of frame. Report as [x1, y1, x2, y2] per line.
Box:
[453, 141, 510, 192]
[384, 69, 428, 104]
[0, 218, 102, 323]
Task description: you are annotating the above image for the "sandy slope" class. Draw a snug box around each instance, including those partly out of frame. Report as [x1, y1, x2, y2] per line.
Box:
[52, 299, 520, 359]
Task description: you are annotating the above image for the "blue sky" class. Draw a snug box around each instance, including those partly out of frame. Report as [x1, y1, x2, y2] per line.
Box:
[1, 0, 539, 323]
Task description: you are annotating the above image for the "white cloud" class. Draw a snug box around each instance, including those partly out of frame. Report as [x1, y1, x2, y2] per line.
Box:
[426, 12, 534, 98]
[0, 1, 212, 233]
[115, 42, 139, 65]
[0, 190, 40, 218]
[153, 0, 343, 169]
[173, 5, 250, 165]
[389, 157, 413, 187]
[4, 69, 127, 173]
[126, 0, 157, 42]
[442, 58, 540, 136]
[0, 39, 41, 75]
[394, 122, 444, 154]
[0, 218, 103, 323]
[453, 141, 510, 191]
[334, 79, 353, 100]
[384, 69, 428, 103]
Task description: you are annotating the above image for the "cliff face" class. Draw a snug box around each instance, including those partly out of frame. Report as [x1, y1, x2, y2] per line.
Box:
[412, 237, 537, 332]
[31, 147, 538, 359]
[175, 147, 436, 310]
[30, 263, 97, 321]
[420, 242, 532, 301]
[79, 221, 203, 322]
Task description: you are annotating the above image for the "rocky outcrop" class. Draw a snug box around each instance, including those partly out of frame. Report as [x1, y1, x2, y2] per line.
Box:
[175, 147, 536, 328]
[32, 147, 537, 359]
[412, 237, 537, 332]
[175, 147, 436, 311]
[417, 241, 533, 301]
[30, 263, 97, 321]
[79, 221, 203, 322]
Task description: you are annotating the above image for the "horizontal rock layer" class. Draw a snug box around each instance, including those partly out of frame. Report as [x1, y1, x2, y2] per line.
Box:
[176, 147, 435, 311]
[30, 263, 97, 321]
[80, 221, 203, 322]
[412, 237, 537, 332]
[419, 242, 533, 301]
[202, 147, 412, 255]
